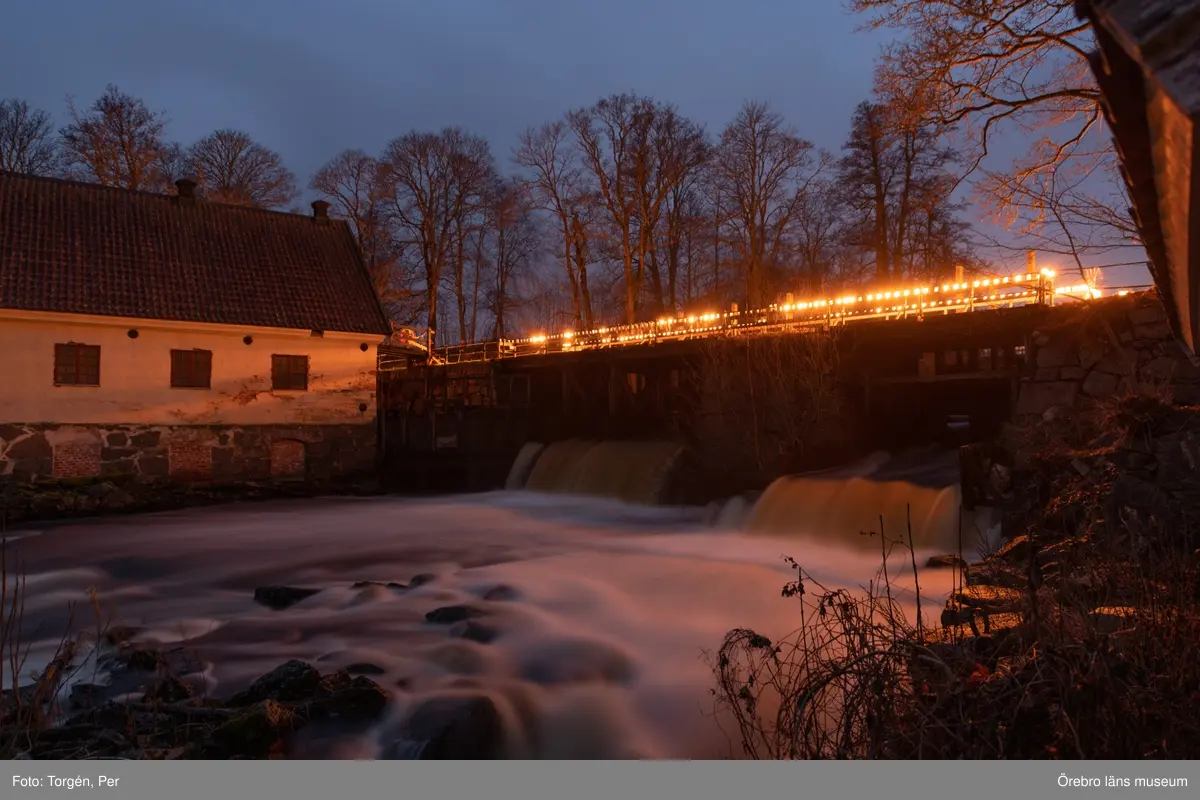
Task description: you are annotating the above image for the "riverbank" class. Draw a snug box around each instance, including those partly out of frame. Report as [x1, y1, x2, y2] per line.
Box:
[927, 389, 1200, 757]
[714, 383, 1200, 759]
[0, 475, 387, 526]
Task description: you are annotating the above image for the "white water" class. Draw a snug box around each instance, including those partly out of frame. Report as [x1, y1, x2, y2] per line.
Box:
[8, 450, 988, 759]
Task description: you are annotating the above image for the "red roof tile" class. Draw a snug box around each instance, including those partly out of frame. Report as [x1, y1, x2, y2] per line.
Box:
[0, 171, 391, 336]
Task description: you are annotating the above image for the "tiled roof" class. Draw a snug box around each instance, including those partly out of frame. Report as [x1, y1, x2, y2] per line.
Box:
[0, 171, 391, 336]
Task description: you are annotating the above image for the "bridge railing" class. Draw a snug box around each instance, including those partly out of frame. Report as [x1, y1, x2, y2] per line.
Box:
[431, 270, 1101, 364]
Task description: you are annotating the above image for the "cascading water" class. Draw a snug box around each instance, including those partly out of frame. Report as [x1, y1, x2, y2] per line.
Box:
[515, 440, 684, 506]
[721, 447, 998, 557]
[9, 446, 982, 760]
[504, 442, 545, 490]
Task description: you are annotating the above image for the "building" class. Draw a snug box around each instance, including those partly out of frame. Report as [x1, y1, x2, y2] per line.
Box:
[1076, 0, 1200, 353]
[0, 171, 392, 486]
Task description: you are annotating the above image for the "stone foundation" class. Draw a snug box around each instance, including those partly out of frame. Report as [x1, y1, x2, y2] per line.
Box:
[0, 422, 377, 486]
[1014, 290, 1200, 419]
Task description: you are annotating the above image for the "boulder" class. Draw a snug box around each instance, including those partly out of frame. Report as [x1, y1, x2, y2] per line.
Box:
[1015, 381, 1079, 416]
[351, 580, 408, 591]
[1128, 304, 1167, 327]
[993, 535, 1032, 562]
[1036, 342, 1077, 368]
[951, 584, 1024, 613]
[1133, 321, 1174, 340]
[5, 433, 51, 461]
[482, 585, 520, 602]
[425, 605, 486, 624]
[1082, 370, 1121, 398]
[253, 586, 321, 610]
[925, 554, 967, 569]
[388, 694, 507, 760]
[1140, 356, 1182, 383]
[123, 648, 164, 672]
[142, 676, 195, 704]
[450, 620, 500, 644]
[68, 682, 105, 710]
[343, 662, 386, 676]
[966, 561, 1027, 590]
[1078, 338, 1106, 370]
[309, 671, 390, 723]
[227, 660, 322, 707]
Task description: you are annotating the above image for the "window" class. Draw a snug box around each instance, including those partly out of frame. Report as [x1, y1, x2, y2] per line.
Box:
[54, 343, 101, 386]
[271, 354, 309, 390]
[171, 349, 213, 388]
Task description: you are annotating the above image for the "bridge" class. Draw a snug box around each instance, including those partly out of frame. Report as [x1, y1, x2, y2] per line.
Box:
[368, 4, 1193, 503]
[420, 269, 1101, 365]
[376, 268, 1116, 498]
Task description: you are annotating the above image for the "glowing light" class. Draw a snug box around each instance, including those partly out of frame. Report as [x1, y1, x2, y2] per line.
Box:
[529, 334, 547, 344]
[562, 331, 574, 339]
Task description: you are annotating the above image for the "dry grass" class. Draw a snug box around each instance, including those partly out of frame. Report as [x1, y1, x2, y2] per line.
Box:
[713, 387, 1200, 760]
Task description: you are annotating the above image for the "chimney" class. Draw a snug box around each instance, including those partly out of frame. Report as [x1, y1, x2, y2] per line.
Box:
[175, 177, 198, 203]
[311, 200, 331, 221]
[1027, 250, 1037, 274]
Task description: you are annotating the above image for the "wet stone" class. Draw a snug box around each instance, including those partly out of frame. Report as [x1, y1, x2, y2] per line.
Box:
[123, 648, 164, 672]
[351, 580, 408, 591]
[343, 662, 386, 676]
[925, 554, 967, 569]
[310, 672, 391, 723]
[450, 620, 500, 644]
[425, 605, 486, 624]
[227, 660, 322, 707]
[143, 676, 195, 704]
[388, 694, 507, 760]
[482, 585, 520, 602]
[253, 586, 321, 610]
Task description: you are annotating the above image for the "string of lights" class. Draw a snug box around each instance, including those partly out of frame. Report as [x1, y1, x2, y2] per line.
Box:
[428, 268, 1113, 364]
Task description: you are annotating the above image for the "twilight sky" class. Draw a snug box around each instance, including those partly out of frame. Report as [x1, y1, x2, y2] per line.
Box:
[3, 0, 887, 186]
[2, 0, 1148, 286]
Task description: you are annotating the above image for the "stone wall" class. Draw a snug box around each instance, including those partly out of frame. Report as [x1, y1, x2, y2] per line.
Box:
[1014, 291, 1200, 419]
[0, 422, 377, 486]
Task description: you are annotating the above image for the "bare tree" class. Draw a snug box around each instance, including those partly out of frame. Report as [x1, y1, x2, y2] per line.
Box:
[710, 100, 818, 308]
[569, 94, 648, 323]
[792, 174, 846, 292]
[0, 99, 58, 176]
[514, 120, 596, 328]
[59, 85, 169, 191]
[850, 1, 1125, 252]
[155, 141, 190, 187]
[485, 178, 541, 339]
[185, 129, 297, 209]
[311, 148, 415, 321]
[839, 102, 896, 281]
[631, 103, 710, 313]
[838, 100, 961, 282]
[378, 127, 495, 349]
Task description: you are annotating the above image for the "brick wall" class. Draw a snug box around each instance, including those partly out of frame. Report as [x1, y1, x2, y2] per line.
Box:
[270, 439, 307, 479]
[169, 439, 214, 481]
[52, 442, 101, 479]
